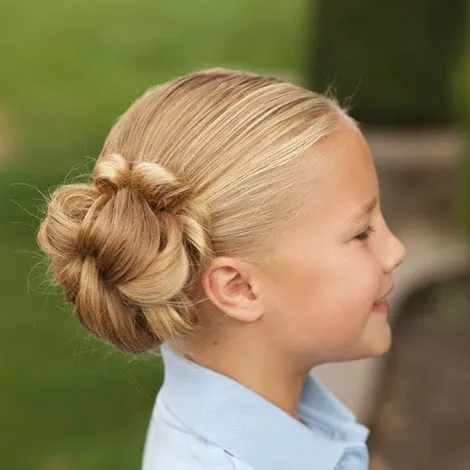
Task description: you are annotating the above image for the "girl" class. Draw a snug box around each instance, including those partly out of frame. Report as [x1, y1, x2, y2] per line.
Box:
[37, 68, 406, 470]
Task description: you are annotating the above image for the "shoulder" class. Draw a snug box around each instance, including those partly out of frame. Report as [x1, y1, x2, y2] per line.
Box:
[142, 394, 255, 470]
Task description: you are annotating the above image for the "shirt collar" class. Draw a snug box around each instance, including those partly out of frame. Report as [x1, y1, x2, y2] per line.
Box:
[159, 343, 368, 470]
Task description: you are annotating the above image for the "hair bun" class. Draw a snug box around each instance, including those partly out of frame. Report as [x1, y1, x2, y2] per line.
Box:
[37, 153, 212, 354]
[92, 153, 192, 212]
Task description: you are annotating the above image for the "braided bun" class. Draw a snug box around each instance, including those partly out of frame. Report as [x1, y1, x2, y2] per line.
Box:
[37, 154, 212, 354]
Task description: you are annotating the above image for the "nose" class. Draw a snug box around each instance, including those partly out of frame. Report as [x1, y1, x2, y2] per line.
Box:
[383, 230, 406, 274]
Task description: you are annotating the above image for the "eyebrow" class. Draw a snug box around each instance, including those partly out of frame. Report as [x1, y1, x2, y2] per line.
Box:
[351, 196, 378, 222]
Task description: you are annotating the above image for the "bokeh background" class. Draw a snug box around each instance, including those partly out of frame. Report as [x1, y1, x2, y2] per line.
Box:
[1, 1, 469, 469]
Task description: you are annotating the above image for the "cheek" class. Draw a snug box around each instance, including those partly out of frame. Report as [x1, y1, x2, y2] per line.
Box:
[268, 247, 382, 352]
[283, 246, 380, 310]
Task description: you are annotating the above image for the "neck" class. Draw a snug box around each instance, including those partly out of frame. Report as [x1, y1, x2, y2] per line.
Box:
[181, 325, 309, 420]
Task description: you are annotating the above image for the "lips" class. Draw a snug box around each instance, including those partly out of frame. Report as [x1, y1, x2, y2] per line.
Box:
[372, 286, 393, 313]
[372, 299, 390, 313]
[375, 286, 394, 303]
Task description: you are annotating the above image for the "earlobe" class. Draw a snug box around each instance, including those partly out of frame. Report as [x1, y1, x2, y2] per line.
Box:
[201, 257, 265, 323]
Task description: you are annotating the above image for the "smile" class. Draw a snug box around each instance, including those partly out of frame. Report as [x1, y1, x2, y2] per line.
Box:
[372, 299, 390, 314]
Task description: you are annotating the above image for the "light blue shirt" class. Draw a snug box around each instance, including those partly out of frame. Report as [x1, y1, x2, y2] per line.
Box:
[142, 344, 370, 470]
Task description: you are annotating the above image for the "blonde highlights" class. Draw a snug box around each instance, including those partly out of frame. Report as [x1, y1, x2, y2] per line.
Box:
[37, 68, 348, 354]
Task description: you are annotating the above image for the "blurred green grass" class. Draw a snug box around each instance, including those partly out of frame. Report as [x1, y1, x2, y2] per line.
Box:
[0, 1, 308, 468]
[1, 0, 307, 179]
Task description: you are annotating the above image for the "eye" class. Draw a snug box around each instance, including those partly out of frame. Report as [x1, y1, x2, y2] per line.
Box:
[354, 225, 375, 241]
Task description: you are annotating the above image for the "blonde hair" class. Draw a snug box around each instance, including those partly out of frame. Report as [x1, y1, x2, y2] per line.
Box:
[37, 68, 350, 354]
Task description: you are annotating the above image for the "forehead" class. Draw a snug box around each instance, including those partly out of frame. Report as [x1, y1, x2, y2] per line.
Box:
[304, 127, 379, 220]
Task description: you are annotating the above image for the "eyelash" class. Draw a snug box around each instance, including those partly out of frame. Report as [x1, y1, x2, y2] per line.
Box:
[354, 225, 375, 241]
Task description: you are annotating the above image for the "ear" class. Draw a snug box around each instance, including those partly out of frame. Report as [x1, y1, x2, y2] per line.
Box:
[201, 256, 265, 323]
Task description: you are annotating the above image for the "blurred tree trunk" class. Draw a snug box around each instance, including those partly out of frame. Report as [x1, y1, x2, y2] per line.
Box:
[307, 0, 467, 126]
[456, 3, 470, 235]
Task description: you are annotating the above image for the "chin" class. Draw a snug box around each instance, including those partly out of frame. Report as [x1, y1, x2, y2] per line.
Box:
[367, 343, 391, 358]
[365, 330, 392, 358]
[346, 327, 393, 361]
[362, 315, 393, 358]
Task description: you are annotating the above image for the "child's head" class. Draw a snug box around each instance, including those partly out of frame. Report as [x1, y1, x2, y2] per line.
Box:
[37, 68, 405, 367]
